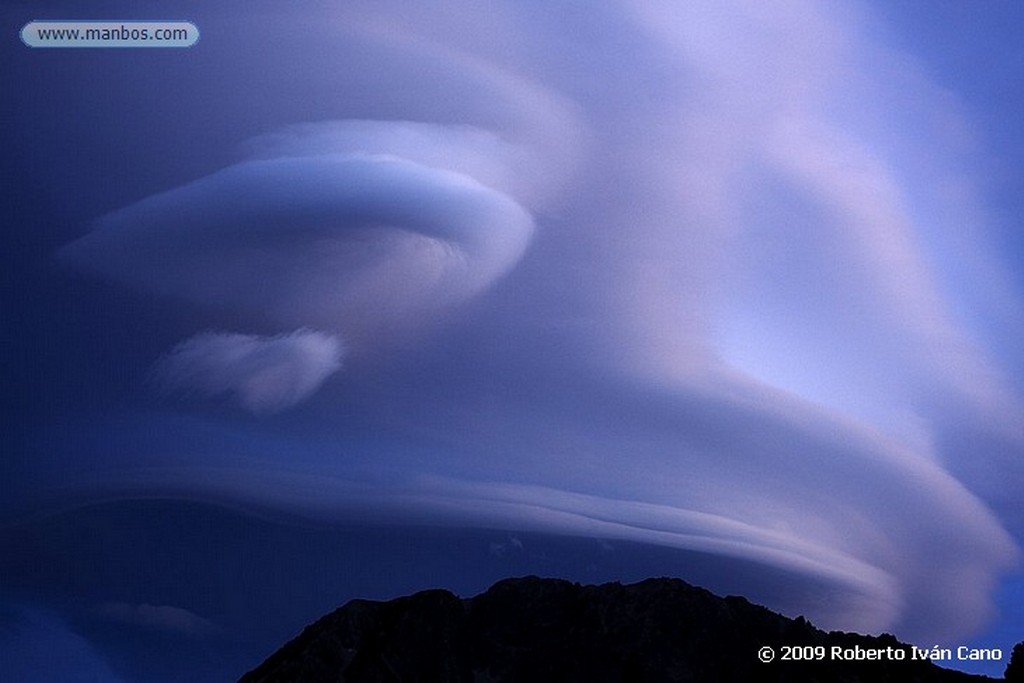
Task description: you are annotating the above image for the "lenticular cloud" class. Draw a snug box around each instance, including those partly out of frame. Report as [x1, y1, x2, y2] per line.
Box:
[153, 330, 343, 415]
[59, 120, 536, 341]
[61, 120, 539, 410]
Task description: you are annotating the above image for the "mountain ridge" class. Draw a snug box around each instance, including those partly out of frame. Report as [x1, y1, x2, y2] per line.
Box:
[239, 575, 1007, 682]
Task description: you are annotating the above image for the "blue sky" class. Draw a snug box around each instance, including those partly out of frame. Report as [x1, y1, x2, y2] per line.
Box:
[3, 1, 1023, 679]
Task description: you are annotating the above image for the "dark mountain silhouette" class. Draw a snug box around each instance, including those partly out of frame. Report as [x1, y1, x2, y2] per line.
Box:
[1006, 643, 1024, 682]
[238, 576, 1008, 682]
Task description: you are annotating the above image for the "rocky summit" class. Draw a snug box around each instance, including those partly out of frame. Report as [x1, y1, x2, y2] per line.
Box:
[239, 576, 1003, 682]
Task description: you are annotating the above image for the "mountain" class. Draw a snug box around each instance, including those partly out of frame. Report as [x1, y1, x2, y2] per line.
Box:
[238, 576, 1002, 682]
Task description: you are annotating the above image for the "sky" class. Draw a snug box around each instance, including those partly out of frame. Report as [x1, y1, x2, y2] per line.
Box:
[2, 1, 1023, 680]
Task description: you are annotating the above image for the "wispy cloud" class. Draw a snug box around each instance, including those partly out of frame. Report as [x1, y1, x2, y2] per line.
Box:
[153, 330, 343, 415]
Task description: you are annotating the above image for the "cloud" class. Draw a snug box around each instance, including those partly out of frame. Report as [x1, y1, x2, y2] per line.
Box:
[43, 363, 1013, 641]
[152, 330, 343, 415]
[488, 535, 525, 558]
[242, 120, 544, 205]
[59, 119, 541, 409]
[95, 602, 220, 637]
[59, 122, 536, 345]
[31, 0, 1024, 654]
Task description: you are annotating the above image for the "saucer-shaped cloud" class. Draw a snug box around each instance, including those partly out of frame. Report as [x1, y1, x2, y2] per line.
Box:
[153, 330, 343, 415]
[60, 122, 535, 340]
[59, 121, 535, 412]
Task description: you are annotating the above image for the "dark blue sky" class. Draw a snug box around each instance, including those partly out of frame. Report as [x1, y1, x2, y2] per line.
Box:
[3, 1, 1024, 680]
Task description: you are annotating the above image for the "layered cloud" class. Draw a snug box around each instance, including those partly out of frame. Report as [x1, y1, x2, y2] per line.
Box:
[29, 0, 1024, 654]
[59, 128, 536, 338]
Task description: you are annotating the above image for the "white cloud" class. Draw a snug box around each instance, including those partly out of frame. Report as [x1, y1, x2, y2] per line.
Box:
[153, 330, 343, 415]
[59, 124, 537, 344]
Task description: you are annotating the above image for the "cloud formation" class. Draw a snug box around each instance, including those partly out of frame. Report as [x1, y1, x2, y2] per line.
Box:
[59, 136, 535, 340]
[59, 118, 544, 411]
[152, 330, 343, 415]
[31, 0, 1024, 654]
